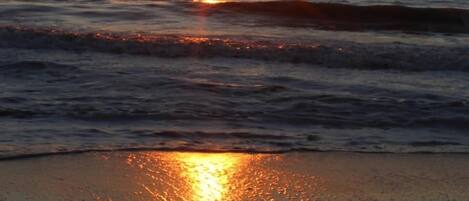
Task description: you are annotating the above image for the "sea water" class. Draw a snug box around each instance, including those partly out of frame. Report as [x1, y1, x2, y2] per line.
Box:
[0, 0, 469, 158]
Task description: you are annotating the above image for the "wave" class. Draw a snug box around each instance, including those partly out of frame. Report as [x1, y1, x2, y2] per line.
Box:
[2, 101, 469, 130]
[1, 60, 469, 131]
[0, 61, 80, 75]
[204, 1, 469, 33]
[1, 26, 468, 71]
[2, 144, 469, 161]
[1, 60, 469, 157]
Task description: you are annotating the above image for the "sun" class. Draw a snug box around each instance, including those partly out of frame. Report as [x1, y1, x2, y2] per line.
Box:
[193, 0, 226, 4]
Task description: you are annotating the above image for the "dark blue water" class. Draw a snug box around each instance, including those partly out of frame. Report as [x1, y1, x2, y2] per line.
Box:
[1, 0, 469, 158]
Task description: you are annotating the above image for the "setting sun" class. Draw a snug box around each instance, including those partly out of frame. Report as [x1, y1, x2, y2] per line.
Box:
[1, 0, 468, 200]
[193, 0, 225, 4]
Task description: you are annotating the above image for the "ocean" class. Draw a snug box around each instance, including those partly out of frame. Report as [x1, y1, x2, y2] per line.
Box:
[1, 0, 469, 158]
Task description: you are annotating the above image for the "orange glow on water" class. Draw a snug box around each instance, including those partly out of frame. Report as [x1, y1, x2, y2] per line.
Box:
[127, 152, 251, 200]
[174, 153, 240, 201]
[179, 36, 210, 43]
[125, 152, 318, 200]
[193, 0, 226, 4]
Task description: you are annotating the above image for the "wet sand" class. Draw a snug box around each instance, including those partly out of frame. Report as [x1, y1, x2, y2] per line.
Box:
[0, 151, 468, 201]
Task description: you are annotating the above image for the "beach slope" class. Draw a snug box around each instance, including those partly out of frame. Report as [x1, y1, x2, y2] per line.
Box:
[0, 151, 468, 201]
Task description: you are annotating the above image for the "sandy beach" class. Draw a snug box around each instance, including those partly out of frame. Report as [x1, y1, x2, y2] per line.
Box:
[2, 0, 469, 200]
[0, 151, 468, 201]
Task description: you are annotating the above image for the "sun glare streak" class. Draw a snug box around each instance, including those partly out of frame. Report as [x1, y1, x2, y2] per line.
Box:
[125, 152, 319, 200]
[193, 0, 225, 4]
[175, 153, 239, 201]
[128, 152, 251, 201]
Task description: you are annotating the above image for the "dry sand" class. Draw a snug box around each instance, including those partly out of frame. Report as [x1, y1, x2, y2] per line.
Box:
[0, 151, 468, 201]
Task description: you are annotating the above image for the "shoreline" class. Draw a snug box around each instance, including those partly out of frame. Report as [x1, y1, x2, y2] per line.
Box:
[3, 148, 469, 161]
[1, 151, 469, 201]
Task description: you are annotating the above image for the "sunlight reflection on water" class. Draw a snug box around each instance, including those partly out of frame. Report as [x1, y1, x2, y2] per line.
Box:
[193, 0, 226, 4]
[175, 153, 242, 201]
[125, 152, 318, 200]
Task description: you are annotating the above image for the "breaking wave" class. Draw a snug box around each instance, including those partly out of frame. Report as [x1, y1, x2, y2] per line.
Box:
[1, 26, 468, 71]
[203, 1, 469, 33]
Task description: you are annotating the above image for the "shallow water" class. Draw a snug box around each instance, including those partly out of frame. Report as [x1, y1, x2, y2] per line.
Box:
[1, 151, 469, 201]
[1, 0, 469, 157]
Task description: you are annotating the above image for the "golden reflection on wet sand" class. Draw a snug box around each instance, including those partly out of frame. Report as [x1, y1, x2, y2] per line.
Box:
[126, 152, 317, 200]
[175, 153, 241, 201]
[2, 152, 468, 201]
